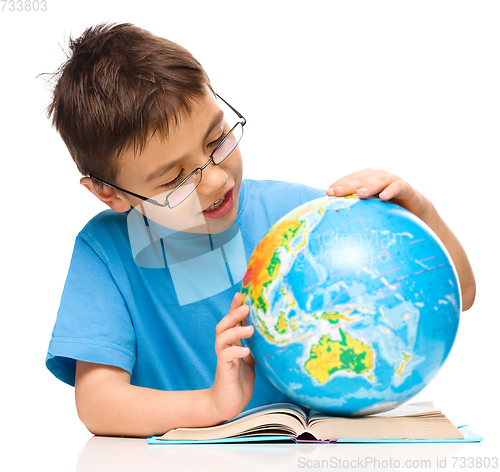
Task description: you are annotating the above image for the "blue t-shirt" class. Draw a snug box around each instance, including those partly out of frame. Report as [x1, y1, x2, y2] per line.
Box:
[46, 179, 325, 412]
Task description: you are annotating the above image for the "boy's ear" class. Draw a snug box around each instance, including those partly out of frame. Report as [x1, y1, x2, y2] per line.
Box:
[80, 177, 131, 212]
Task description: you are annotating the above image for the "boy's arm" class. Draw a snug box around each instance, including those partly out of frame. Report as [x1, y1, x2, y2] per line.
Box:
[417, 200, 475, 311]
[327, 168, 476, 311]
[75, 293, 255, 437]
[75, 361, 214, 437]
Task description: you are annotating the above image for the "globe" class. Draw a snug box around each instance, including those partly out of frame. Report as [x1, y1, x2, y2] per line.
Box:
[241, 195, 461, 416]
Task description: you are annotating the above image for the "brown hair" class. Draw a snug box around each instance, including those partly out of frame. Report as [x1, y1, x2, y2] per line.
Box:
[44, 22, 214, 190]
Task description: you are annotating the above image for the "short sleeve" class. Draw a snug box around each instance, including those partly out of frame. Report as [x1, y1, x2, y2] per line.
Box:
[46, 234, 136, 386]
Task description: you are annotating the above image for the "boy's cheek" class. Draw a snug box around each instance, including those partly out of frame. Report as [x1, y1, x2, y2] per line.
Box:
[129, 200, 205, 232]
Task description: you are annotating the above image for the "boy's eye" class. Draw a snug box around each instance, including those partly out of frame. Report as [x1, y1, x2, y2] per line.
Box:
[160, 130, 226, 189]
[208, 131, 225, 149]
[161, 170, 187, 189]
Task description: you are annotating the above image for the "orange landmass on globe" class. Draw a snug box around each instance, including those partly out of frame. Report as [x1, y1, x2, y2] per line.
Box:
[241, 199, 325, 313]
[241, 220, 303, 313]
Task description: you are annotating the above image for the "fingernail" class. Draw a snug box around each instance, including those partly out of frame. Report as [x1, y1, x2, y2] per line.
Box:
[335, 186, 344, 192]
[240, 346, 249, 352]
[358, 188, 368, 194]
[244, 325, 253, 331]
[239, 305, 247, 313]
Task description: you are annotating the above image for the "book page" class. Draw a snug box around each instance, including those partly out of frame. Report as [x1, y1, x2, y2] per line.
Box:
[308, 401, 439, 422]
[226, 402, 309, 424]
[369, 402, 439, 418]
[157, 403, 309, 441]
[304, 402, 463, 441]
[310, 416, 464, 441]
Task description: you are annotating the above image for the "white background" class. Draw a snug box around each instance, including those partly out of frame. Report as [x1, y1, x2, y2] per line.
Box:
[1, 1, 499, 470]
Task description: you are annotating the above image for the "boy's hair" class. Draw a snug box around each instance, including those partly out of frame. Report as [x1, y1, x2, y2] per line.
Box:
[45, 22, 214, 190]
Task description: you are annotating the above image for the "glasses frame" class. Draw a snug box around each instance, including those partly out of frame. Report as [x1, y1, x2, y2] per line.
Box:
[88, 93, 246, 208]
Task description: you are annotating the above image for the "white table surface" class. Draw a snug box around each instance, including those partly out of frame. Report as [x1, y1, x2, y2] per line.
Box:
[6, 422, 498, 472]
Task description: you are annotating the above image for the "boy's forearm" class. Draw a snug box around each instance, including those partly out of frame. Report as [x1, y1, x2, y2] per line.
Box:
[419, 201, 476, 311]
[76, 366, 220, 437]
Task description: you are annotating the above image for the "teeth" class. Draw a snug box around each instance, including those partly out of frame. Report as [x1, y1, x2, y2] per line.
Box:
[205, 194, 226, 211]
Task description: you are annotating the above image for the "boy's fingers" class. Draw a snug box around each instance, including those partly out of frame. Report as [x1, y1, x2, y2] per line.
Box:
[215, 325, 253, 353]
[225, 293, 239, 315]
[230, 292, 241, 307]
[328, 168, 375, 190]
[328, 169, 396, 196]
[216, 298, 248, 335]
[218, 345, 251, 365]
[331, 179, 365, 196]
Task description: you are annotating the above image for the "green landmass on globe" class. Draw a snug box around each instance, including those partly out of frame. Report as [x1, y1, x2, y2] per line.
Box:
[241, 195, 461, 416]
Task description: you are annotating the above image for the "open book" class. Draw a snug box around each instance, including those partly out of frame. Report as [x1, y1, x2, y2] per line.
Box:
[149, 401, 480, 444]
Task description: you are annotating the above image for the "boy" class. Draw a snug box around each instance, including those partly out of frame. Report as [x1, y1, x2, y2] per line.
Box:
[45, 22, 475, 438]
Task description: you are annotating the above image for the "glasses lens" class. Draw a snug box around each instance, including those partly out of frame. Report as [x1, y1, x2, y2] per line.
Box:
[213, 122, 243, 164]
[168, 169, 202, 208]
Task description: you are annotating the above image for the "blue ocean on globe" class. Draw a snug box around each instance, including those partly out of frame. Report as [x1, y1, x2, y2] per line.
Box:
[241, 195, 461, 416]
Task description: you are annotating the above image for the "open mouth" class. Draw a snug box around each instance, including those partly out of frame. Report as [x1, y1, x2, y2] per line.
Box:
[205, 194, 227, 211]
[201, 187, 234, 218]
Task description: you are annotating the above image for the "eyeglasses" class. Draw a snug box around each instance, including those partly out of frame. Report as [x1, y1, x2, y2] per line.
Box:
[88, 94, 246, 208]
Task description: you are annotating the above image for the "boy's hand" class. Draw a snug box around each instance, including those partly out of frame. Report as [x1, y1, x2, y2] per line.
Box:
[326, 168, 431, 220]
[209, 292, 255, 422]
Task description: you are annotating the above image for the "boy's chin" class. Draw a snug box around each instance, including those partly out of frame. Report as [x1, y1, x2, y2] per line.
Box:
[190, 219, 235, 234]
[131, 205, 237, 235]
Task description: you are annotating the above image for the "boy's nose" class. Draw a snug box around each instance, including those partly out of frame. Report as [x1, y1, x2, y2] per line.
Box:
[199, 159, 228, 194]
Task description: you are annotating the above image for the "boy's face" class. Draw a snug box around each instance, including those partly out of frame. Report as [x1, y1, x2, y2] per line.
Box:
[85, 86, 243, 234]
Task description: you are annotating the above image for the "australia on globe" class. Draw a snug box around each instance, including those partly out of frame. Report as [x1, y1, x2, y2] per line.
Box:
[241, 195, 461, 416]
